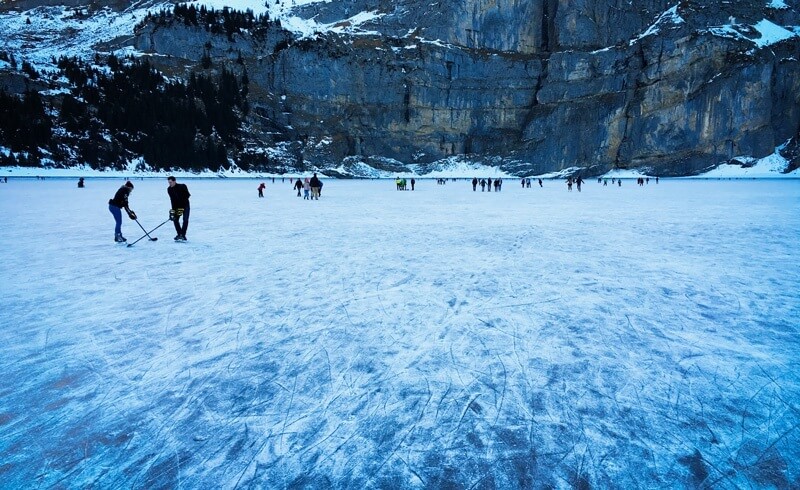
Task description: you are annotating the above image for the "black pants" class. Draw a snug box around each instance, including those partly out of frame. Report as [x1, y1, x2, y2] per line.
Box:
[173, 204, 190, 236]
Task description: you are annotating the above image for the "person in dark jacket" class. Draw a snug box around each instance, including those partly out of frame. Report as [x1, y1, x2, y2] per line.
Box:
[258, 182, 266, 198]
[77, 177, 85, 188]
[109, 181, 136, 242]
[294, 178, 303, 197]
[309, 173, 322, 200]
[167, 176, 191, 241]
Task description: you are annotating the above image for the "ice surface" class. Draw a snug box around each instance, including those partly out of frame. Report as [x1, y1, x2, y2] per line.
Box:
[0, 178, 798, 488]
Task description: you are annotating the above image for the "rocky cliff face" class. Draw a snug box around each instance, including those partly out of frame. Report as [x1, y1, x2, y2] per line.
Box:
[130, 0, 800, 175]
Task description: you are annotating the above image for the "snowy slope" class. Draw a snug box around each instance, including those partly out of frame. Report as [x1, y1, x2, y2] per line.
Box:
[0, 0, 380, 70]
[2, 143, 797, 178]
[0, 2, 166, 67]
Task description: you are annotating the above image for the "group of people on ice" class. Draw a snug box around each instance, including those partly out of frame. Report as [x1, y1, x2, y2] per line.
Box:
[107, 176, 190, 243]
[289, 173, 323, 200]
[519, 178, 544, 188]
[566, 177, 585, 191]
[258, 174, 324, 200]
[395, 178, 415, 190]
[470, 177, 504, 191]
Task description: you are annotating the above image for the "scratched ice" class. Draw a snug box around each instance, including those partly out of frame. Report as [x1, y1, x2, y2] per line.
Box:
[0, 178, 798, 488]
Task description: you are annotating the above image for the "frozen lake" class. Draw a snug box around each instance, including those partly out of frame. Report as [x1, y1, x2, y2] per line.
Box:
[0, 177, 798, 488]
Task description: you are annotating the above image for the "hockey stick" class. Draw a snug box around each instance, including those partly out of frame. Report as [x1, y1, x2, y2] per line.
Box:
[134, 218, 158, 242]
[127, 219, 171, 247]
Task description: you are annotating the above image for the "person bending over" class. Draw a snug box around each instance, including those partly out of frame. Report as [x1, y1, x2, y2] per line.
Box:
[108, 181, 136, 242]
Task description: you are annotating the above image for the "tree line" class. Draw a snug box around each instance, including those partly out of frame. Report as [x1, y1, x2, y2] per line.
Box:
[0, 53, 250, 171]
[138, 3, 279, 41]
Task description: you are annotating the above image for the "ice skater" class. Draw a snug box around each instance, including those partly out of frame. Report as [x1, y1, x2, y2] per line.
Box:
[108, 181, 136, 243]
[167, 176, 191, 241]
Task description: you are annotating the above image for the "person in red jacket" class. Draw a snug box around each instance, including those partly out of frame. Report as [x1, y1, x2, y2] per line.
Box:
[258, 182, 266, 198]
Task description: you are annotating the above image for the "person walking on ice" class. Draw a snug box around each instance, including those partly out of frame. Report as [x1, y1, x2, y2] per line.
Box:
[310, 173, 322, 200]
[108, 181, 136, 243]
[258, 182, 266, 198]
[167, 176, 191, 241]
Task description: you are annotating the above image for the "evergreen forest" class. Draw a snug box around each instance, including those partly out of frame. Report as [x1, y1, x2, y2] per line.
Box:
[0, 52, 250, 172]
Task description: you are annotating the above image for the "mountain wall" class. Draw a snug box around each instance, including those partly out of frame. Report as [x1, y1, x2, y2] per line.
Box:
[5, 0, 798, 176]
[131, 0, 799, 176]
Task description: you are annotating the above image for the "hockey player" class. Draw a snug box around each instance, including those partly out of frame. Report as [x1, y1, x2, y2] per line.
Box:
[167, 176, 191, 241]
[108, 181, 136, 242]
